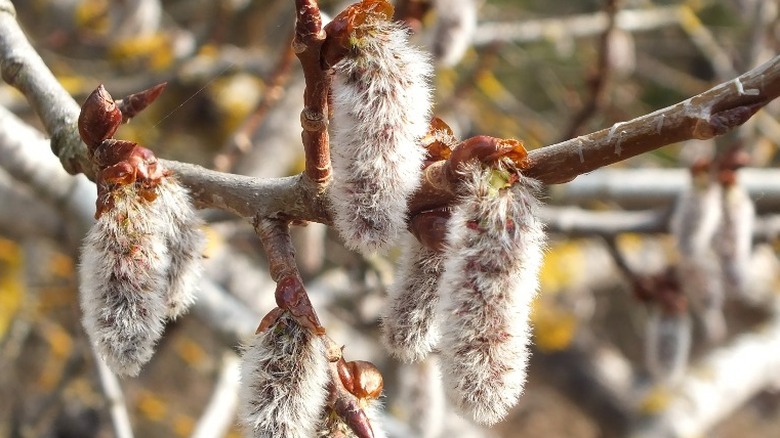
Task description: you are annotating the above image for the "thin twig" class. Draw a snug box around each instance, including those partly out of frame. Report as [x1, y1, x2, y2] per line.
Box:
[214, 34, 297, 172]
[94, 355, 134, 438]
[292, 0, 331, 185]
[190, 352, 241, 438]
[560, 0, 621, 140]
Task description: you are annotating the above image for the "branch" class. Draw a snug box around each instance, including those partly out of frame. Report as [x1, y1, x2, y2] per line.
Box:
[293, 0, 331, 185]
[553, 168, 780, 209]
[632, 311, 780, 437]
[190, 352, 241, 438]
[0, 1, 88, 177]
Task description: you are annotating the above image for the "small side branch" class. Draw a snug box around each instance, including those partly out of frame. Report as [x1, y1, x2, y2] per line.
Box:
[293, 0, 332, 185]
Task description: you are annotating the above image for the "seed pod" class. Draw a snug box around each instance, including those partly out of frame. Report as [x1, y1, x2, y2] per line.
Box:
[645, 307, 691, 384]
[151, 178, 205, 319]
[381, 234, 444, 363]
[239, 313, 330, 438]
[326, 1, 433, 253]
[437, 162, 545, 425]
[79, 185, 171, 376]
[431, 0, 477, 67]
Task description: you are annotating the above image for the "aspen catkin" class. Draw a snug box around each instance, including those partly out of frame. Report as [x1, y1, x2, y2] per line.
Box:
[328, 3, 433, 253]
[151, 178, 205, 319]
[437, 162, 545, 425]
[79, 184, 171, 376]
[382, 234, 444, 363]
[239, 313, 330, 438]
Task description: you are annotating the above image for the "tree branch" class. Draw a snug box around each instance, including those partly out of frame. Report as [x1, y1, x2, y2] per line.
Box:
[293, 0, 331, 185]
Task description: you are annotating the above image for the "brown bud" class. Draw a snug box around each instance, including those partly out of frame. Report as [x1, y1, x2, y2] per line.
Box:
[115, 82, 167, 122]
[447, 136, 528, 181]
[79, 85, 122, 151]
[410, 208, 451, 252]
[275, 276, 324, 335]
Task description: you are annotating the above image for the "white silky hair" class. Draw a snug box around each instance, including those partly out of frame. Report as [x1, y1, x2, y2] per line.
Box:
[431, 0, 477, 67]
[79, 186, 171, 376]
[238, 314, 330, 438]
[79, 177, 204, 376]
[329, 17, 433, 254]
[381, 234, 444, 363]
[436, 162, 546, 426]
[150, 178, 205, 319]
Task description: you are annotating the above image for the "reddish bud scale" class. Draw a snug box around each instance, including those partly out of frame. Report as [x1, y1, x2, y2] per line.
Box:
[437, 161, 545, 425]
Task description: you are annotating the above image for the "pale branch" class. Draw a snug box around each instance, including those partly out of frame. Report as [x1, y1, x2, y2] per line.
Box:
[552, 168, 780, 209]
[632, 309, 780, 437]
[2, 0, 780, 227]
[94, 355, 134, 438]
[473, 5, 681, 46]
[0, 169, 65, 240]
[0, 0, 88, 178]
[190, 352, 241, 438]
[542, 206, 780, 241]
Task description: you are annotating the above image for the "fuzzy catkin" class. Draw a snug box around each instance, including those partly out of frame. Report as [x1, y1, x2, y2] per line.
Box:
[382, 235, 444, 363]
[329, 15, 432, 253]
[79, 185, 170, 376]
[645, 308, 692, 384]
[151, 178, 205, 319]
[717, 183, 755, 297]
[437, 163, 546, 426]
[239, 314, 330, 438]
[431, 0, 477, 67]
[670, 176, 726, 342]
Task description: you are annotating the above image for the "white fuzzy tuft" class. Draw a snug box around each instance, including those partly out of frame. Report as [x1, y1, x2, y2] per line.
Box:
[645, 307, 692, 384]
[382, 234, 443, 363]
[431, 0, 477, 67]
[317, 398, 388, 438]
[671, 177, 726, 342]
[437, 163, 546, 425]
[329, 17, 433, 254]
[239, 314, 330, 438]
[716, 183, 755, 297]
[79, 186, 170, 376]
[151, 178, 205, 319]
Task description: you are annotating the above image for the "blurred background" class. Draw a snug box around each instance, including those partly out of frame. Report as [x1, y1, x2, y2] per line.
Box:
[1, 0, 780, 437]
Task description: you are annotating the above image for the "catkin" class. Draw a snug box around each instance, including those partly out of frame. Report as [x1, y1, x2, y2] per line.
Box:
[239, 313, 330, 438]
[382, 234, 444, 363]
[670, 172, 726, 342]
[329, 11, 433, 253]
[431, 0, 477, 67]
[717, 182, 755, 297]
[437, 162, 545, 425]
[151, 178, 205, 319]
[645, 307, 692, 384]
[79, 184, 171, 376]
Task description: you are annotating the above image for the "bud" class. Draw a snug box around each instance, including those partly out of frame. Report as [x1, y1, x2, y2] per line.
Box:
[326, 0, 433, 253]
[319, 359, 387, 438]
[79, 185, 171, 376]
[239, 313, 330, 438]
[381, 234, 444, 363]
[430, 0, 477, 67]
[645, 307, 691, 384]
[437, 162, 545, 425]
